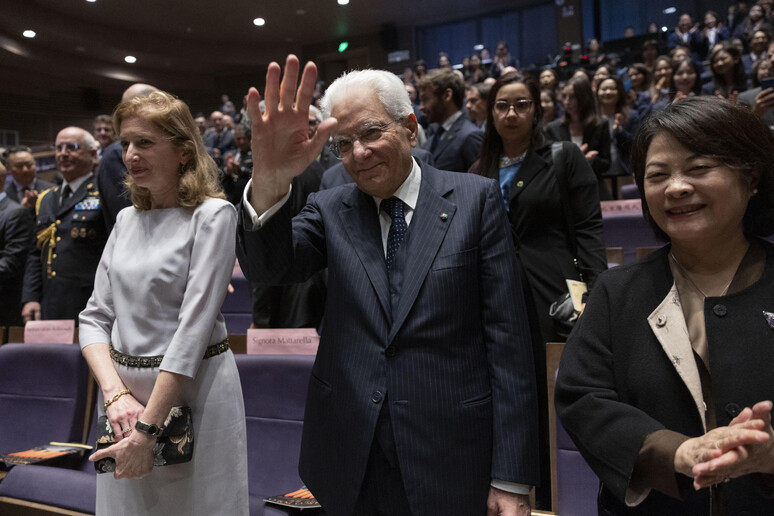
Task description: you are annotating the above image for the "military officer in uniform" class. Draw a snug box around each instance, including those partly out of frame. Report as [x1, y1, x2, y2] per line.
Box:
[22, 127, 109, 323]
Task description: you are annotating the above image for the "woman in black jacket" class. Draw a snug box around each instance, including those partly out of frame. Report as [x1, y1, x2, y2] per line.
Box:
[545, 76, 613, 200]
[557, 96, 774, 515]
[472, 71, 607, 510]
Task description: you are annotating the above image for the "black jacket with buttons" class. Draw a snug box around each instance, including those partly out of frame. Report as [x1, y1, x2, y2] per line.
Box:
[556, 240, 774, 515]
[22, 177, 109, 322]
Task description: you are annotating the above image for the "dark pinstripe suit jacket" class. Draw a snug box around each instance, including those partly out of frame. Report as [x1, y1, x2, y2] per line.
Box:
[237, 163, 539, 516]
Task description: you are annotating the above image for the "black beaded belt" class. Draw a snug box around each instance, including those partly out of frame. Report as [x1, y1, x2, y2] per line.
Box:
[110, 338, 230, 368]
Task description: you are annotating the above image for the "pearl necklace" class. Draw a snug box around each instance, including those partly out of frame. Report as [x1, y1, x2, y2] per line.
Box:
[499, 151, 527, 168]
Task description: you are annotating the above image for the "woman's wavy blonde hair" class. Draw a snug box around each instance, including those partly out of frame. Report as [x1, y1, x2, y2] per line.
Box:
[113, 91, 224, 210]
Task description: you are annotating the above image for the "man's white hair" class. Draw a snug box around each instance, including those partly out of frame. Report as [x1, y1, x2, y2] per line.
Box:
[309, 105, 323, 122]
[320, 69, 413, 121]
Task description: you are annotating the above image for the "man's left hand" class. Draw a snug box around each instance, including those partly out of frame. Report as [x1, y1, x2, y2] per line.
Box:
[486, 487, 530, 516]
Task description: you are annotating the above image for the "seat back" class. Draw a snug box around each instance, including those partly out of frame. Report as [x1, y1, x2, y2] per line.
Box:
[555, 415, 599, 516]
[602, 210, 665, 264]
[222, 274, 253, 334]
[234, 354, 313, 502]
[0, 343, 89, 454]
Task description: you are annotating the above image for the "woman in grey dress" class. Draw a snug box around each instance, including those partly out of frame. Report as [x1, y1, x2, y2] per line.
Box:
[80, 91, 248, 515]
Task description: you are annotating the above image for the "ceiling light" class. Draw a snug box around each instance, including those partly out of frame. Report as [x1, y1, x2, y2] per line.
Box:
[124, 55, 137, 64]
[663, 7, 676, 14]
[661, 26, 668, 32]
[338, 0, 349, 5]
[253, 18, 265, 26]
[23, 30, 36, 38]
[86, 0, 97, 3]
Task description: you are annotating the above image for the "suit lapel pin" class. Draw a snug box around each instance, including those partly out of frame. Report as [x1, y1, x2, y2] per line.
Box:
[440, 213, 448, 221]
[516, 180, 524, 188]
[763, 311, 774, 329]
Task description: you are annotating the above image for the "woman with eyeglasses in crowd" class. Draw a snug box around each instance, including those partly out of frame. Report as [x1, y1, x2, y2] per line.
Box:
[472, 72, 607, 509]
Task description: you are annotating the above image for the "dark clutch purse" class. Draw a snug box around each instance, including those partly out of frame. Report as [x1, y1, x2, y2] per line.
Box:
[94, 405, 194, 473]
[549, 291, 580, 338]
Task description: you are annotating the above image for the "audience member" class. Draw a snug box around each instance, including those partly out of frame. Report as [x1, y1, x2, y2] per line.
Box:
[98, 82, 159, 230]
[671, 58, 703, 100]
[22, 127, 108, 323]
[627, 62, 653, 106]
[93, 114, 115, 159]
[647, 56, 674, 112]
[546, 76, 613, 199]
[203, 110, 236, 167]
[703, 41, 748, 99]
[437, 51, 452, 70]
[667, 13, 700, 53]
[237, 55, 539, 516]
[5, 146, 54, 210]
[557, 95, 774, 516]
[464, 53, 488, 84]
[222, 124, 253, 205]
[194, 113, 207, 136]
[0, 159, 34, 326]
[80, 90, 248, 515]
[738, 39, 774, 125]
[743, 29, 770, 75]
[418, 68, 483, 172]
[641, 39, 660, 70]
[465, 82, 491, 128]
[413, 59, 427, 81]
[597, 76, 636, 178]
[220, 93, 236, 117]
[669, 44, 691, 62]
[733, 3, 771, 47]
[727, 1, 750, 35]
[591, 64, 614, 92]
[539, 89, 558, 127]
[470, 71, 606, 508]
[695, 10, 730, 60]
[491, 41, 516, 78]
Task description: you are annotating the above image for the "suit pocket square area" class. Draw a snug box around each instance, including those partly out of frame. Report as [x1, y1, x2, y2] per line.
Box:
[431, 247, 478, 271]
[460, 391, 492, 407]
[764, 311, 774, 329]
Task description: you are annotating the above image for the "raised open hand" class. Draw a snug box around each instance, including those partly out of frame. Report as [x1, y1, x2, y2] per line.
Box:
[247, 55, 337, 214]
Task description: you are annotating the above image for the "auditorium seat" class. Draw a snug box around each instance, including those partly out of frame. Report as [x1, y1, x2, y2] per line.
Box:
[555, 417, 599, 516]
[234, 354, 318, 516]
[223, 274, 253, 334]
[620, 183, 639, 199]
[601, 201, 666, 265]
[0, 343, 89, 455]
[0, 405, 99, 515]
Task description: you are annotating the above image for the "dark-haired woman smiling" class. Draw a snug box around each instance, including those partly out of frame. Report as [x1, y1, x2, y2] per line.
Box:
[557, 96, 774, 515]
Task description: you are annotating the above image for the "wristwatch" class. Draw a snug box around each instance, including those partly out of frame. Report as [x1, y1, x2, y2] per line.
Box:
[135, 420, 165, 436]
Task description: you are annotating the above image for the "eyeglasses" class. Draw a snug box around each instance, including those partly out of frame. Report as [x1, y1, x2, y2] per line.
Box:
[309, 119, 320, 127]
[493, 99, 534, 116]
[331, 120, 399, 157]
[52, 143, 81, 153]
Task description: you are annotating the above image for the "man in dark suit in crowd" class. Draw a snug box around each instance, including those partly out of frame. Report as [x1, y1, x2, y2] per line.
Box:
[237, 55, 538, 516]
[0, 160, 34, 326]
[204, 110, 235, 167]
[418, 69, 483, 172]
[22, 127, 109, 323]
[738, 40, 774, 125]
[97, 83, 158, 229]
[5, 147, 54, 211]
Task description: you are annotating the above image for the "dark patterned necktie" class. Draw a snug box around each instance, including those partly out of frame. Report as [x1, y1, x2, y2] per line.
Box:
[429, 126, 445, 153]
[381, 197, 407, 272]
[60, 185, 72, 208]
